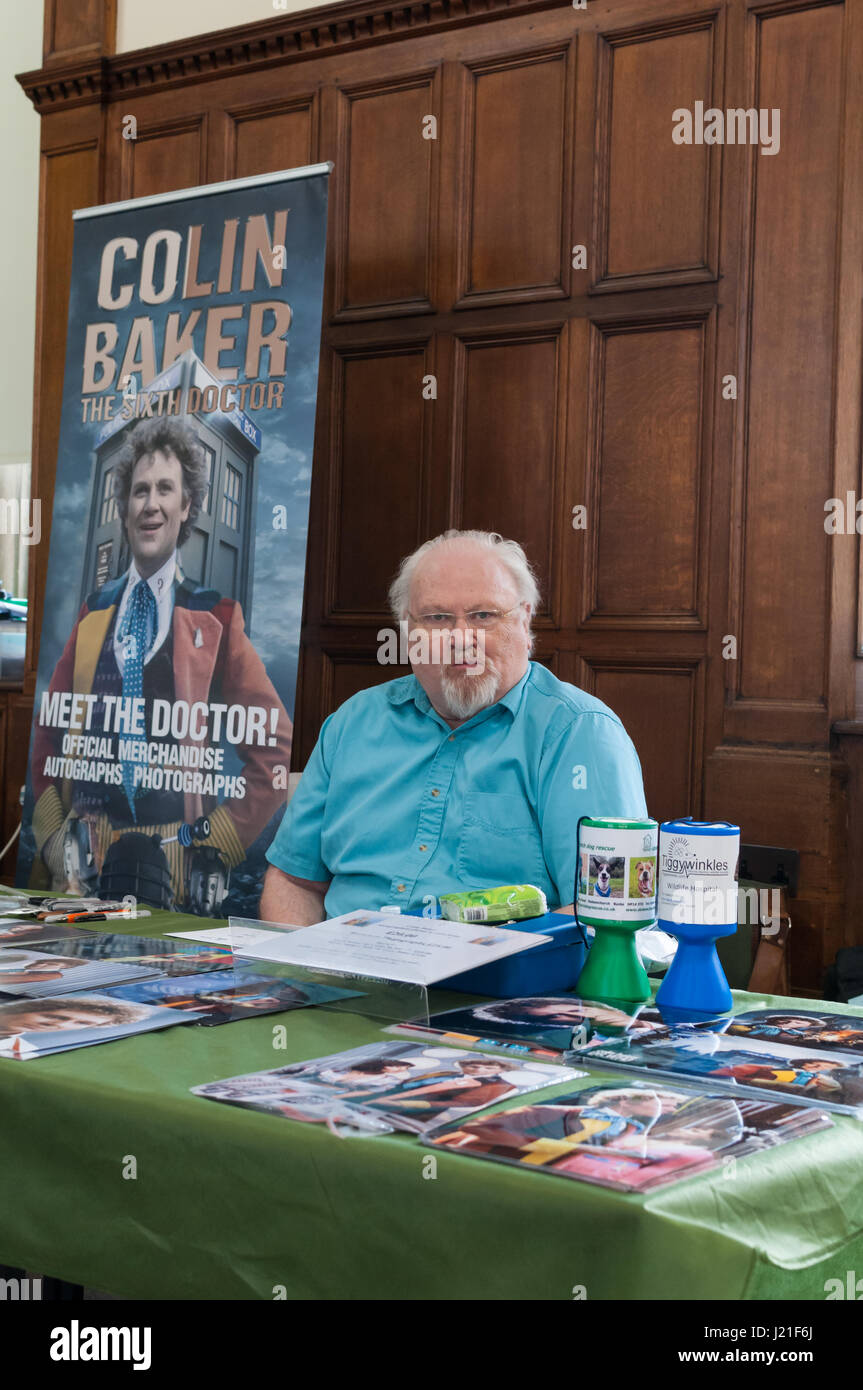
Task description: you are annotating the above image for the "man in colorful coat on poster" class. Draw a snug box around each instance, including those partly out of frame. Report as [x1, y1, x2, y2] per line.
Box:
[31, 419, 292, 914]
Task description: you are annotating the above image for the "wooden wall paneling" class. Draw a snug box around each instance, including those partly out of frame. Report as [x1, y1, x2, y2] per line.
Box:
[826, 0, 863, 690]
[317, 81, 345, 331]
[300, 320, 339, 609]
[449, 324, 567, 626]
[103, 73, 231, 205]
[118, 113, 207, 200]
[531, 648, 560, 678]
[292, 642, 324, 769]
[2, 696, 34, 860]
[558, 314, 590, 631]
[298, 648, 412, 766]
[702, 0, 747, 770]
[725, 0, 844, 748]
[575, 654, 704, 824]
[325, 651, 411, 710]
[423, 330, 458, 537]
[592, 9, 723, 294]
[227, 96, 319, 180]
[547, 649, 578, 688]
[455, 40, 575, 309]
[434, 57, 468, 316]
[204, 107, 232, 187]
[571, 19, 598, 304]
[707, 744, 835, 992]
[331, 68, 441, 320]
[325, 339, 434, 619]
[834, 727, 863, 949]
[581, 311, 713, 630]
[829, 0, 863, 961]
[43, 0, 116, 67]
[291, 329, 337, 757]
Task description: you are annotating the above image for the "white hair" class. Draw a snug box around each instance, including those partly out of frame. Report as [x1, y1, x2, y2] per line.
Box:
[388, 529, 541, 626]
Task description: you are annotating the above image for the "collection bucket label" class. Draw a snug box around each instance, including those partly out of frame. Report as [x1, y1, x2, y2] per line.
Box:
[576, 821, 658, 924]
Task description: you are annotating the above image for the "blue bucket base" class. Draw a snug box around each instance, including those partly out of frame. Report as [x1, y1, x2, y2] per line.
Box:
[438, 912, 587, 998]
[656, 939, 733, 1015]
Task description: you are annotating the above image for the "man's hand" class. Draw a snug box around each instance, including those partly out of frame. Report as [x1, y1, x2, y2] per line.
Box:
[259, 865, 329, 926]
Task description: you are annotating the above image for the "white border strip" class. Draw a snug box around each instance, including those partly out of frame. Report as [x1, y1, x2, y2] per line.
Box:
[73, 162, 333, 221]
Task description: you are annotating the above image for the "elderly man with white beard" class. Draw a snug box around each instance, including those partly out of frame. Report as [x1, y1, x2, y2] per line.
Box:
[260, 530, 647, 925]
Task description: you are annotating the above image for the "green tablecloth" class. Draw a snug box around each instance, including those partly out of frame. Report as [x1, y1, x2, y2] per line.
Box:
[0, 907, 861, 1300]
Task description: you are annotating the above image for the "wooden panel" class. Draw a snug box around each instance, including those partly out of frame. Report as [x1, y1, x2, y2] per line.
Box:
[705, 745, 838, 993]
[578, 658, 701, 824]
[230, 100, 315, 179]
[585, 318, 706, 626]
[334, 73, 438, 319]
[44, 0, 115, 65]
[453, 330, 563, 620]
[729, 3, 843, 740]
[458, 44, 571, 306]
[835, 731, 863, 950]
[326, 653, 411, 713]
[594, 17, 718, 291]
[328, 345, 430, 617]
[121, 118, 205, 200]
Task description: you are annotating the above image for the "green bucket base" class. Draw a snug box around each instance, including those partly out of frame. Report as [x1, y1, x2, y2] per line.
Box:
[576, 924, 651, 1005]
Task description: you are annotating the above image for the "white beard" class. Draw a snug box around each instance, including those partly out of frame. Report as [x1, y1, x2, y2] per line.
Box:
[439, 666, 501, 720]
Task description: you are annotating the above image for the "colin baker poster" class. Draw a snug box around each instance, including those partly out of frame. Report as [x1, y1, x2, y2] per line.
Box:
[17, 165, 330, 918]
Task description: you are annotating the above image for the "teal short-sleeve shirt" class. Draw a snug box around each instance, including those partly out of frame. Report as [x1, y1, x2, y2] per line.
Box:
[266, 661, 648, 918]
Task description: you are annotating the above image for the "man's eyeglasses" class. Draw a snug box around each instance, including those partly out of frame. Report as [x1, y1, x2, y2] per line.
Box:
[407, 604, 523, 631]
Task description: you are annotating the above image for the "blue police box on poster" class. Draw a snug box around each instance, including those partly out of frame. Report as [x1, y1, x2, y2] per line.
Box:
[17, 164, 330, 919]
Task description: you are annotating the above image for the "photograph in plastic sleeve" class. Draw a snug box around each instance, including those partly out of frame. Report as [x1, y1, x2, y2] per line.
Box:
[389, 995, 669, 1058]
[15, 933, 234, 977]
[106, 969, 363, 1025]
[0, 946, 162, 998]
[0, 920, 101, 948]
[583, 1027, 863, 1116]
[724, 1008, 863, 1056]
[0, 991, 204, 1059]
[192, 1040, 583, 1136]
[430, 1081, 833, 1193]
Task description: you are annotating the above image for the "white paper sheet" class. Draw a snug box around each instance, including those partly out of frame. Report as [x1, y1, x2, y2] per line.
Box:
[225, 909, 550, 987]
[166, 924, 283, 950]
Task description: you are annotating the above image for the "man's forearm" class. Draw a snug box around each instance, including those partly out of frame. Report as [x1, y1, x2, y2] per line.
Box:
[259, 865, 329, 926]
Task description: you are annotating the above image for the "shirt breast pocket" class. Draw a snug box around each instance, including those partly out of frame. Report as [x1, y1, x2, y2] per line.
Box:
[457, 791, 547, 888]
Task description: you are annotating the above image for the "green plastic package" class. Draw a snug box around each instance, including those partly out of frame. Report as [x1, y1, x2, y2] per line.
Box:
[438, 884, 548, 924]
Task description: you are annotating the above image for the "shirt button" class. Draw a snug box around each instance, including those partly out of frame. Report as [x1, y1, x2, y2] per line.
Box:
[431, 789, 440, 797]
[448, 735, 455, 742]
[396, 884, 406, 892]
[419, 844, 428, 852]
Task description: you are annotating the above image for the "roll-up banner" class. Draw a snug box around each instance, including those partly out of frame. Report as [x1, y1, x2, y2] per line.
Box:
[17, 164, 330, 918]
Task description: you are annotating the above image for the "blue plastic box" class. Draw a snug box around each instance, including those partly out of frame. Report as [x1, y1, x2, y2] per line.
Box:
[438, 912, 587, 998]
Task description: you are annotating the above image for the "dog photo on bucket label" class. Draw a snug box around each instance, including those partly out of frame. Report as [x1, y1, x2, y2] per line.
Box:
[577, 853, 590, 897]
[629, 856, 656, 900]
[590, 856, 625, 899]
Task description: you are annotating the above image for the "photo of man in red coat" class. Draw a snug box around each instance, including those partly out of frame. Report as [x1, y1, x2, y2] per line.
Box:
[30, 418, 292, 914]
